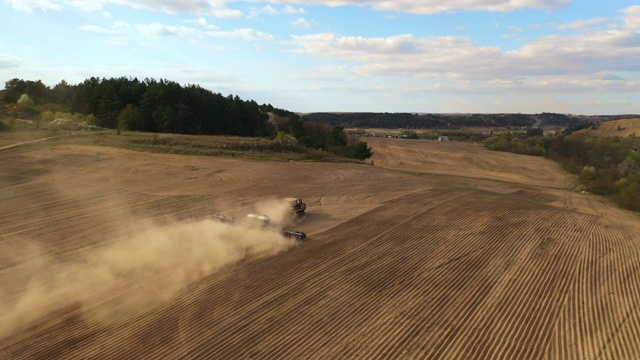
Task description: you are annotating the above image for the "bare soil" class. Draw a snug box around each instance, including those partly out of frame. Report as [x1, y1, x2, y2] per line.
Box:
[1, 136, 640, 359]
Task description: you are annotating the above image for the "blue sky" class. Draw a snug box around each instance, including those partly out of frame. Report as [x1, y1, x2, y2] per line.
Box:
[1, 0, 639, 114]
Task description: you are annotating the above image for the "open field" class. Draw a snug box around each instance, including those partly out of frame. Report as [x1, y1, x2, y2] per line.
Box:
[2, 135, 640, 359]
[367, 137, 572, 188]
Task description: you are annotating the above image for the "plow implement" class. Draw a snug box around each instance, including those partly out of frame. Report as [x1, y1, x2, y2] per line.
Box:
[212, 213, 307, 241]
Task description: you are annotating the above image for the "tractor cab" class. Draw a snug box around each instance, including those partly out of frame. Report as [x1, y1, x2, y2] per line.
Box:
[286, 198, 306, 218]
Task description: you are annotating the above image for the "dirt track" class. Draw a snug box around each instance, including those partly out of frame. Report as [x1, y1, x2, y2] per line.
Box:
[1, 138, 640, 359]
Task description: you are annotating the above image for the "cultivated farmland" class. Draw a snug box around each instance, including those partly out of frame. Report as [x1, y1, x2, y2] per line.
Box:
[1, 137, 640, 359]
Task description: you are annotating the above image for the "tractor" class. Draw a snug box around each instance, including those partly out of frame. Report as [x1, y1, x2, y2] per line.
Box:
[287, 198, 306, 218]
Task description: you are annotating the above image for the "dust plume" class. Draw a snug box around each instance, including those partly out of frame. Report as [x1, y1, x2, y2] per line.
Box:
[252, 198, 296, 226]
[0, 216, 296, 338]
[217, 198, 297, 227]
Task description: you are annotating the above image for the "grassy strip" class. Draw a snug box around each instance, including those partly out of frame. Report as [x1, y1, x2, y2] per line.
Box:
[0, 127, 354, 163]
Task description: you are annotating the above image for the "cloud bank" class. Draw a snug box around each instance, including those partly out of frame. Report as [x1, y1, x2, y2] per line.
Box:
[6, 0, 571, 15]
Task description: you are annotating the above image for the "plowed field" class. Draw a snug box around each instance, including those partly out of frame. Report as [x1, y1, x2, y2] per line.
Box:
[1, 138, 640, 359]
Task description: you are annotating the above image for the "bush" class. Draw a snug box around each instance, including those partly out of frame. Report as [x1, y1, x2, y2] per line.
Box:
[420, 131, 439, 140]
[350, 141, 373, 160]
[614, 177, 640, 211]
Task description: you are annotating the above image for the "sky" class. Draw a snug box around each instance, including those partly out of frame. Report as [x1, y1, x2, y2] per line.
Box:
[0, 0, 639, 115]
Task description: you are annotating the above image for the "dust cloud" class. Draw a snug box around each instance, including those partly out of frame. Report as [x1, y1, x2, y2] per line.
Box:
[0, 213, 296, 338]
[252, 198, 295, 226]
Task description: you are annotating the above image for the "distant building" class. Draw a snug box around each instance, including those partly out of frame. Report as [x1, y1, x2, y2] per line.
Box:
[543, 129, 562, 137]
[438, 136, 449, 141]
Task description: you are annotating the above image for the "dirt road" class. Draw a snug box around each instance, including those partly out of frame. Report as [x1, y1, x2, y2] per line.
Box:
[0, 136, 53, 151]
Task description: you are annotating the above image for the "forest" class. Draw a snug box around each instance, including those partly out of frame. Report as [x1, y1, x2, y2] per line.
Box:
[2, 77, 272, 136]
[0, 77, 373, 160]
[303, 112, 631, 129]
[305, 112, 534, 129]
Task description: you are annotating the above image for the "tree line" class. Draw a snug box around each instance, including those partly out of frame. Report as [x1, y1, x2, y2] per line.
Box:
[304, 112, 638, 129]
[0, 77, 372, 160]
[270, 110, 373, 160]
[2, 77, 271, 136]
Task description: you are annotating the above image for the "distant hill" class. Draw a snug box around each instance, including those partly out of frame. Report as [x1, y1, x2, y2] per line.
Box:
[581, 118, 640, 137]
[302, 112, 639, 129]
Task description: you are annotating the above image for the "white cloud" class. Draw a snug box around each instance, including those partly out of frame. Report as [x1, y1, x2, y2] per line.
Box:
[514, 30, 640, 75]
[133, 23, 199, 36]
[5, 0, 244, 18]
[246, 8, 259, 19]
[621, 5, 640, 29]
[185, 17, 218, 27]
[80, 24, 119, 34]
[283, 4, 305, 14]
[285, 20, 640, 95]
[289, 33, 464, 62]
[5, 0, 573, 15]
[103, 10, 111, 17]
[210, 8, 244, 18]
[78, 19, 267, 42]
[112, 20, 127, 27]
[206, 28, 274, 41]
[292, 17, 311, 28]
[262, 4, 279, 15]
[246, 4, 280, 19]
[555, 17, 607, 30]
[110, 0, 235, 15]
[587, 99, 629, 106]
[247, 0, 571, 14]
[5, 0, 63, 12]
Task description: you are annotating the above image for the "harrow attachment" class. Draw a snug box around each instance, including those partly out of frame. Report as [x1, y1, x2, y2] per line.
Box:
[212, 213, 307, 241]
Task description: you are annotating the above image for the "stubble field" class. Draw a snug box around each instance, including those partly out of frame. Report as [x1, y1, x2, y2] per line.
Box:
[1, 136, 640, 359]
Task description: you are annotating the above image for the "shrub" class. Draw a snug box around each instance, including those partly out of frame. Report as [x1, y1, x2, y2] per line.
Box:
[351, 141, 373, 160]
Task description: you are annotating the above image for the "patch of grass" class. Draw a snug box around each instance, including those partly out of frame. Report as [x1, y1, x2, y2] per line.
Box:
[0, 127, 51, 147]
[1, 128, 357, 162]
